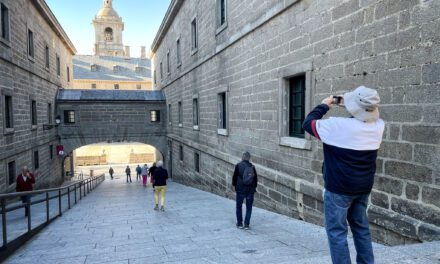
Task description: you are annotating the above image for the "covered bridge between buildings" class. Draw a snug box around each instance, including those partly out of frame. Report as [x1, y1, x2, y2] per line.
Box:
[55, 89, 168, 175]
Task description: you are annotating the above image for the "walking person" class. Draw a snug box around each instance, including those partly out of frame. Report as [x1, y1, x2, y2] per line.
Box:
[136, 165, 142, 181]
[109, 167, 114, 180]
[125, 165, 132, 183]
[16, 166, 35, 217]
[149, 162, 157, 188]
[153, 161, 168, 211]
[141, 164, 149, 187]
[232, 152, 258, 230]
[302, 86, 384, 264]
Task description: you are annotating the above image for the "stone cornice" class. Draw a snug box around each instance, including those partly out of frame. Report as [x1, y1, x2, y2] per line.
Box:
[150, 0, 184, 53]
[31, 0, 77, 55]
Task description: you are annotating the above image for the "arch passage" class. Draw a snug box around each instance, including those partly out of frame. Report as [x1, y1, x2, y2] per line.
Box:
[105, 27, 113, 41]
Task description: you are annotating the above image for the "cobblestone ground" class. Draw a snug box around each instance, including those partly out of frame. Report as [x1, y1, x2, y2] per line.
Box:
[4, 176, 440, 264]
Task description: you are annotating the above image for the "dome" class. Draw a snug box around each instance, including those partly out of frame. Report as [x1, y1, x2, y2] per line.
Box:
[97, 7, 119, 18]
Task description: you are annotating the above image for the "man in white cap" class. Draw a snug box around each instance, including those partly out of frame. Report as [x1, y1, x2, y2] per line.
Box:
[302, 86, 384, 264]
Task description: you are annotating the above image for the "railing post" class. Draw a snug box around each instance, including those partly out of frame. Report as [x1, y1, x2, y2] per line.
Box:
[1, 199, 7, 247]
[46, 192, 49, 223]
[58, 190, 62, 216]
[74, 184, 77, 204]
[27, 196, 31, 232]
[79, 182, 82, 199]
[67, 187, 71, 209]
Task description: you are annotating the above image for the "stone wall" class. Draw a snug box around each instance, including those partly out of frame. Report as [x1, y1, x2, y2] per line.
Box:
[152, 0, 440, 245]
[0, 0, 75, 192]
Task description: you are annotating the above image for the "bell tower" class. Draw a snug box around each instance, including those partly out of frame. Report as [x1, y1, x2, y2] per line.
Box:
[93, 0, 125, 57]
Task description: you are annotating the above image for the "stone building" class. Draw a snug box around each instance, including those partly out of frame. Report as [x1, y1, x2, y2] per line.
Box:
[0, 0, 76, 192]
[151, 0, 440, 244]
[72, 0, 152, 91]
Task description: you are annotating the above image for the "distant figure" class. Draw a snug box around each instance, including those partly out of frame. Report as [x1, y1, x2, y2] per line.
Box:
[125, 165, 132, 183]
[232, 152, 258, 230]
[16, 166, 35, 217]
[135, 165, 142, 181]
[141, 164, 149, 187]
[109, 167, 114, 180]
[149, 162, 157, 188]
[153, 161, 168, 211]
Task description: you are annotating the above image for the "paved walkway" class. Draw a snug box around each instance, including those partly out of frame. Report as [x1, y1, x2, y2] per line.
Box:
[4, 176, 440, 264]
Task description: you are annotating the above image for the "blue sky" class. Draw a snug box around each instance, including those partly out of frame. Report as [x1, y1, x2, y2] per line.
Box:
[46, 0, 171, 57]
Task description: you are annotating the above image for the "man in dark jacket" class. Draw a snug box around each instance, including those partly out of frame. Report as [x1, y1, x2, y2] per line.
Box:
[16, 166, 35, 217]
[153, 161, 168, 211]
[232, 152, 258, 230]
[302, 86, 384, 264]
[125, 165, 132, 183]
[135, 165, 142, 181]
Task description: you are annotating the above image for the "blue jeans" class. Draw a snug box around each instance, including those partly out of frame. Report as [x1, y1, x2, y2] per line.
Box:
[21, 195, 31, 217]
[236, 192, 254, 226]
[324, 190, 374, 264]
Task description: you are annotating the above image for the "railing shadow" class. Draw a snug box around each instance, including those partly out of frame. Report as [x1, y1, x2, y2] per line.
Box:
[0, 174, 105, 262]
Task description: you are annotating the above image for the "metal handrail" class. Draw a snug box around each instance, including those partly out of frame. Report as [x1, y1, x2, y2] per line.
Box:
[0, 174, 105, 262]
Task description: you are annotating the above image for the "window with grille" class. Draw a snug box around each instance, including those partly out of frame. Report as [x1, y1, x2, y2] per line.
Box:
[176, 38, 181, 66]
[194, 152, 200, 173]
[34, 150, 39, 169]
[151, 110, 160, 122]
[179, 145, 183, 162]
[191, 18, 198, 50]
[64, 110, 75, 124]
[47, 103, 52, 124]
[218, 0, 227, 27]
[31, 100, 37, 126]
[218, 92, 227, 129]
[56, 55, 60, 76]
[193, 98, 199, 126]
[45, 45, 50, 68]
[178, 101, 182, 125]
[27, 29, 34, 58]
[288, 75, 306, 138]
[114, 84, 119, 90]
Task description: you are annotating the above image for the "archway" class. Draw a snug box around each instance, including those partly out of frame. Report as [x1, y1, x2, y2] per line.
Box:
[62, 141, 165, 180]
[104, 27, 113, 41]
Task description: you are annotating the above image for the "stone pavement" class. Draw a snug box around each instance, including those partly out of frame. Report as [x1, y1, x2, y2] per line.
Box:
[4, 176, 440, 264]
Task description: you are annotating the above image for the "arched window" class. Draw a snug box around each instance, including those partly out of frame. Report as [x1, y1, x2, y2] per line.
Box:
[104, 27, 113, 41]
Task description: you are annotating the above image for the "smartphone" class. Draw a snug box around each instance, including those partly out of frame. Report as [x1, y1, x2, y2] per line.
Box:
[332, 96, 343, 105]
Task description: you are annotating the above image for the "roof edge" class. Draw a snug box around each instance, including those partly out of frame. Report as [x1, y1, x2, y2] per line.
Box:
[32, 0, 77, 55]
[150, 0, 184, 54]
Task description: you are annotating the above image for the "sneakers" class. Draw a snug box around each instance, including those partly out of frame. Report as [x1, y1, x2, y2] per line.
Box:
[160, 206, 165, 211]
[236, 224, 243, 229]
[244, 225, 250, 230]
[154, 205, 159, 210]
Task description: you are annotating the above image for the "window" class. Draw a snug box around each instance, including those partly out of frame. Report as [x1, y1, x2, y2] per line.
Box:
[114, 84, 119, 90]
[166, 51, 170, 74]
[153, 70, 156, 84]
[160, 61, 163, 80]
[136, 84, 141, 90]
[105, 27, 113, 41]
[56, 55, 60, 76]
[179, 145, 183, 162]
[218, 92, 227, 129]
[135, 66, 145, 73]
[168, 104, 172, 124]
[8, 160, 15, 185]
[45, 45, 50, 68]
[47, 103, 52, 124]
[34, 150, 39, 170]
[64, 110, 75, 124]
[67, 66, 70, 82]
[194, 152, 200, 173]
[151, 110, 160, 122]
[191, 18, 198, 50]
[176, 38, 181, 66]
[4, 95, 13, 128]
[91, 64, 97, 72]
[218, 0, 227, 27]
[178, 101, 182, 126]
[113, 65, 120, 73]
[1, 3, 9, 41]
[31, 100, 37, 126]
[27, 29, 34, 58]
[49, 145, 53, 160]
[91, 83, 97, 89]
[193, 98, 199, 126]
[289, 75, 306, 138]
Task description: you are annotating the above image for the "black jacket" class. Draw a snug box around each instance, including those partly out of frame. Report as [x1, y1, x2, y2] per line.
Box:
[232, 160, 258, 194]
[153, 167, 168, 187]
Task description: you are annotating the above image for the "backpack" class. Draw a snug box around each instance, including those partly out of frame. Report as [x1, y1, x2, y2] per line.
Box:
[242, 164, 255, 186]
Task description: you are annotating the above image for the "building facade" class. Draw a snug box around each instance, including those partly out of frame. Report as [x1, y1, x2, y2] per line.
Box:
[151, 0, 440, 244]
[0, 0, 76, 192]
[72, 0, 152, 91]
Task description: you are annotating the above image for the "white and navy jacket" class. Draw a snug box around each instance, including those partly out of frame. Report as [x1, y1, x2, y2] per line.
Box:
[303, 104, 384, 195]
